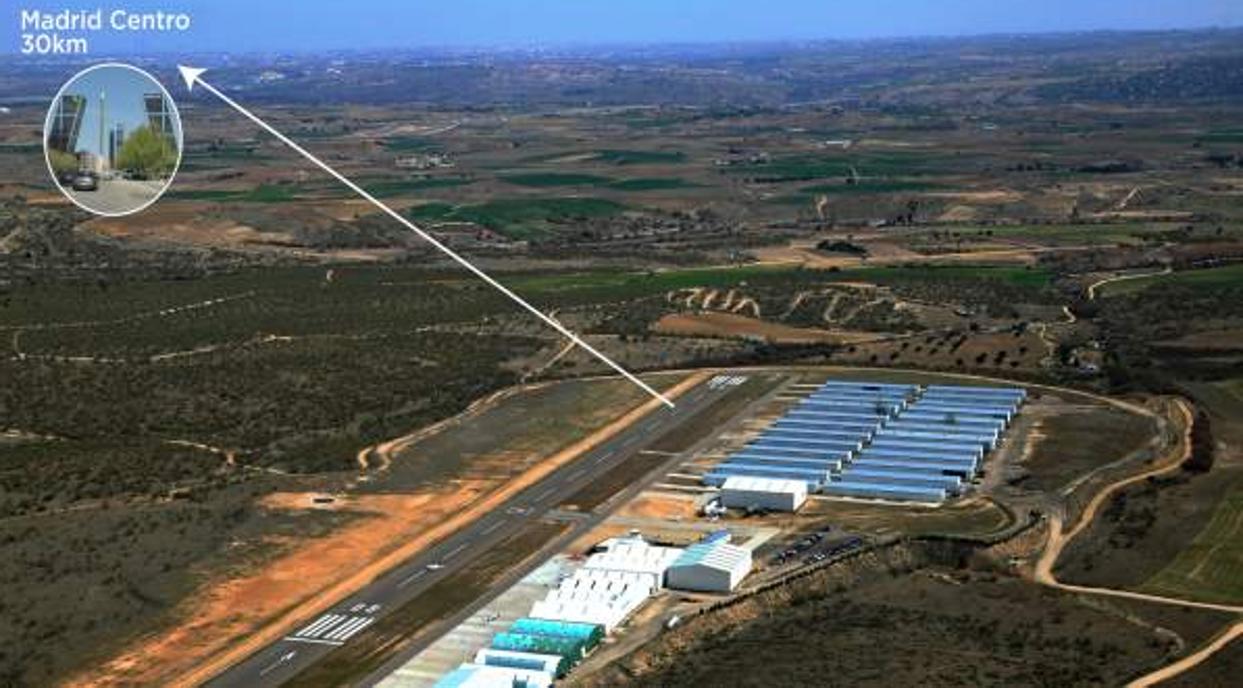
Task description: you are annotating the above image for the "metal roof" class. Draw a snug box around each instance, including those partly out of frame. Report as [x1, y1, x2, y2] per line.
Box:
[822, 481, 946, 502]
[670, 540, 751, 572]
[839, 470, 960, 490]
[846, 459, 959, 476]
[738, 446, 851, 460]
[925, 384, 1024, 395]
[433, 664, 553, 688]
[729, 455, 843, 471]
[819, 381, 917, 391]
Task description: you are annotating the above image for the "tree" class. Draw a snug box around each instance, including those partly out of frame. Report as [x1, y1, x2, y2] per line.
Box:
[48, 149, 79, 175]
[117, 126, 176, 179]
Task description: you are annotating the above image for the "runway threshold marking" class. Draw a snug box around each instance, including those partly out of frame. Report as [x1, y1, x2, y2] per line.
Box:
[290, 613, 376, 642]
[295, 614, 342, 638]
[325, 616, 374, 641]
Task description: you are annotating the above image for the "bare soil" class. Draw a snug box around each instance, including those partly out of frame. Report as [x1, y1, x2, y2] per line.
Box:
[653, 311, 876, 344]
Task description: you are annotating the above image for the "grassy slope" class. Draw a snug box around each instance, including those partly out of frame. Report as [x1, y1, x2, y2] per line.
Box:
[1102, 263, 1243, 297]
[1141, 487, 1243, 604]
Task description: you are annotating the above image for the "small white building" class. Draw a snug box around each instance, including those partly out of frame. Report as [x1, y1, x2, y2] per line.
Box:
[665, 540, 752, 593]
[720, 475, 808, 512]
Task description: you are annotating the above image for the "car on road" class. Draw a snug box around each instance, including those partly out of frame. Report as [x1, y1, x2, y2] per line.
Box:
[71, 172, 98, 191]
[57, 170, 79, 185]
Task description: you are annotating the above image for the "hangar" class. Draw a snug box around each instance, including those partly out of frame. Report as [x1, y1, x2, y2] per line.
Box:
[665, 539, 753, 592]
[719, 475, 807, 511]
[704, 379, 1026, 503]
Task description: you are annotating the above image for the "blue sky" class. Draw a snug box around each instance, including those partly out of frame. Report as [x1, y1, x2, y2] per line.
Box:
[57, 65, 176, 156]
[8, 0, 1241, 54]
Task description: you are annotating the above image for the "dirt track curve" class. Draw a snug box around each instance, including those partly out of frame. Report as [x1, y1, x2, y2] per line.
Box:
[1030, 398, 1243, 685]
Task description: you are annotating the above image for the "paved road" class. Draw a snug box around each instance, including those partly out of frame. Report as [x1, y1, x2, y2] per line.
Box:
[65, 178, 164, 214]
[206, 374, 743, 688]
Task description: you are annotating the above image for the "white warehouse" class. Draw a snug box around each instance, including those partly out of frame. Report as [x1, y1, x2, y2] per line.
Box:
[665, 539, 753, 593]
[529, 534, 682, 631]
[719, 475, 807, 512]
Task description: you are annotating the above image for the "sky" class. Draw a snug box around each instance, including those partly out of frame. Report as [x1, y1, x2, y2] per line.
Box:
[55, 66, 176, 156]
[7, 0, 1241, 54]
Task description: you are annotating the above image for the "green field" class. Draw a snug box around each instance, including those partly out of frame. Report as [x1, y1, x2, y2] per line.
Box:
[499, 171, 701, 190]
[183, 144, 265, 161]
[501, 172, 613, 187]
[406, 197, 627, 238]
[595, 149, 686, 165]
[381, 136, 438, 152]
[361, 177, 473, 197]
[1140, 483, 1243, 604]
[1199, 129, 1243, 144]
[735, 153, 954, 183]
[1102, 263, 1243, 296]
[853, 264, 1055, 289]
[608, 177, 697, 191]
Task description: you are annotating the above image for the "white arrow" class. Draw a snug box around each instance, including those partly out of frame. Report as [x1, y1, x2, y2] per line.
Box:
[177, 65, 673, 408]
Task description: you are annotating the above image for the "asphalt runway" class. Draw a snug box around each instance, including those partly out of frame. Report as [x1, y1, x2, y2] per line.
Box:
[206, 374, 743, 688]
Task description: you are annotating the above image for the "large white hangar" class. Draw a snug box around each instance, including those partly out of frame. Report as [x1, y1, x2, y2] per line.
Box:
[719, 475, 807, 512]
[665, 539, 752, 593]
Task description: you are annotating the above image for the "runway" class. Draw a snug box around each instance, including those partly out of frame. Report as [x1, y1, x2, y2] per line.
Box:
[206, 373, 746, 687]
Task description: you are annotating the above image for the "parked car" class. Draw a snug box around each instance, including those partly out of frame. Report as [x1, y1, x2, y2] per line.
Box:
[71, 172, 98, 191]
[57, 170, 78, 185]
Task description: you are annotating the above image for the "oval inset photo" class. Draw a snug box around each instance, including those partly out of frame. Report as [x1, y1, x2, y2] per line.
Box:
[43, 62, 183, 217]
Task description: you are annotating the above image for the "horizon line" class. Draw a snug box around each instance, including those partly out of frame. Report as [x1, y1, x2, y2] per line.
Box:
[3, 23, 1242, 61]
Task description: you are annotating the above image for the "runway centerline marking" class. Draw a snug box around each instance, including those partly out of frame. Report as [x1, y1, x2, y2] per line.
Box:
[481, 520, 505, 536]
[397, 569, 427, 588]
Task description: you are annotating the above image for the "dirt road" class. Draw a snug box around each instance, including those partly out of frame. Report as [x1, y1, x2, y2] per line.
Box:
[1034, 399, 1190, 587]
[1086, 267, 1172, 299]
[159, 372, 708, 688]
[1031, 398, 1243, 684]
[1126, 621, 1243, 687]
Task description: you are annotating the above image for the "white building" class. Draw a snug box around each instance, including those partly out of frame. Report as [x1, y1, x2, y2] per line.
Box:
[719, 475, 808, 512]
[582, 534, 683, 586]
[530, 534, 683, 631]
[473, 648, 563, 677]
[432, 662, 552, 688]
[664, 540, 752, 593]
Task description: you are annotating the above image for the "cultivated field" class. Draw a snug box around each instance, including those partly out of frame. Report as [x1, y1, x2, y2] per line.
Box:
[1141, 488, 1243, 604]
[3, 28, 1243, 685]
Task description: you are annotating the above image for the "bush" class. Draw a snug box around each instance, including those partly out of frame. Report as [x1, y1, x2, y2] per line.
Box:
[117, 125, 177, 179]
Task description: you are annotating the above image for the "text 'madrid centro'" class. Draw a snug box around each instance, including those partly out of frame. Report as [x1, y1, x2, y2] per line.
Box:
[20, 8, 192, 55]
